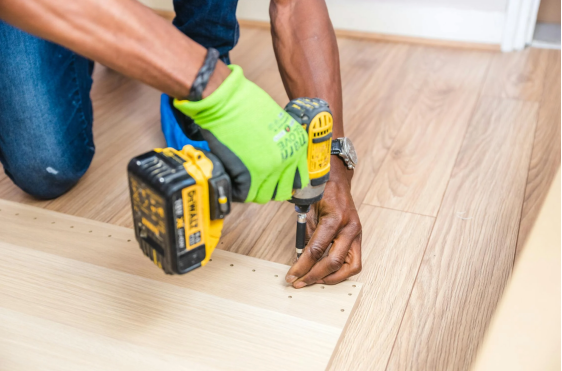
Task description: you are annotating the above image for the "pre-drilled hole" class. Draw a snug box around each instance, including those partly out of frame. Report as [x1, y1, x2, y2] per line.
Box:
[252, 269, 255, 272]
[33, 217, 37, 220]
[127, 239, 131, 242]
[230, 264, 233, 267]
[288, 296, 292, 299]
[352, 285, 356, 288]
[341, 309, 345, 312]
[70, 226, 74, 228]
[321, 286, 325, 289]
[274, 275, 278, 277]
[210, 259, 213, 262]
[15, 213, 19, 216]
[348, 293, 352, 296]
[108, 235, 111, 237]
[51, 222, 55, 224]
[88, 230, 92, 233]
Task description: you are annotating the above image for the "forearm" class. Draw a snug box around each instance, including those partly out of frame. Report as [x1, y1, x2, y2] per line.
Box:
[270, 0, 343, 138]
[0, 0, 229, 98]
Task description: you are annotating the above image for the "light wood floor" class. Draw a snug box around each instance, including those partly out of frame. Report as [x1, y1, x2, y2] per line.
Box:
[0, 28, 559, 370]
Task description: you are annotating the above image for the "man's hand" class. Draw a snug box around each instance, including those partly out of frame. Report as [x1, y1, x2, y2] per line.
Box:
[285, 158, 362, 288]
[175, 65, 309, 204]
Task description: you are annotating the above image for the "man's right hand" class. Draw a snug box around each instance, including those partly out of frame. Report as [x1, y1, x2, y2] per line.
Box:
[174, 65, 309, 204]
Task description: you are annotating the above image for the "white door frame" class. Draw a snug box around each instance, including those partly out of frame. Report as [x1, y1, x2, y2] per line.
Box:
[502, 0, 541, 51]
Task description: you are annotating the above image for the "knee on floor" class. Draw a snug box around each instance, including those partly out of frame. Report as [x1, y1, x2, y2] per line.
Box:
[7, 151, 94, 200]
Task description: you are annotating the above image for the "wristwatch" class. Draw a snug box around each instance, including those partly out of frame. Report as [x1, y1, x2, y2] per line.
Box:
[331, 137, 358, 170]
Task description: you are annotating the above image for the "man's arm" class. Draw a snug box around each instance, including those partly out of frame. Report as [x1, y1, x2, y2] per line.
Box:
[0, 0, 230, 98]
[270, 0, 362, 287]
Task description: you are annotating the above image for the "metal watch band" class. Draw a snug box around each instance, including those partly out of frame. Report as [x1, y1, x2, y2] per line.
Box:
[186, 48, 220, 102]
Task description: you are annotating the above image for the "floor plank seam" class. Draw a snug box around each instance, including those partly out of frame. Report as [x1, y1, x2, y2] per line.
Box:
[364, 204, 437, 219]
[383, 55, 495, 369]
[510, 93, 545, 271]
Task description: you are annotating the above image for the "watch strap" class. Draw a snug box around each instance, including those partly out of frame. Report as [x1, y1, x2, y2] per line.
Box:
[331, 138, 342, 155]
[186, 48, 220, 101]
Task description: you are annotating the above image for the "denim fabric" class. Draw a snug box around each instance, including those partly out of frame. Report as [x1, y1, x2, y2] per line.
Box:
[0, 0, 239, 199]
[173, 0, 240, 63]
[0, 21, 95, 199]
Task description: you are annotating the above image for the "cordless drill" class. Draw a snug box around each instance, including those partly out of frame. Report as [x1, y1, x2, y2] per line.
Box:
[127, 98, 332, 274]
[284, 98, 333, 258]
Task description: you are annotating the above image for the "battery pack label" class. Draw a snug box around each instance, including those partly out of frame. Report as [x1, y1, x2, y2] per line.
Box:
[180, 184, 204, 250]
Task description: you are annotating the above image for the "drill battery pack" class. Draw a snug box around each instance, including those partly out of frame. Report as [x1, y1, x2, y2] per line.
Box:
[127, 146, 231, 275]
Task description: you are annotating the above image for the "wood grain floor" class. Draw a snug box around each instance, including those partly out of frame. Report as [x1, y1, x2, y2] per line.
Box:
[0, 27, 559, 370]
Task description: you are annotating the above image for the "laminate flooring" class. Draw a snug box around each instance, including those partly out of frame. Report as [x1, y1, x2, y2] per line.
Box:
[0, 27, 559, 370]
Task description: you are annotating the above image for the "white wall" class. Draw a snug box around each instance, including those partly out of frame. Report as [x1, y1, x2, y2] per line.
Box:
[140, 0, 520, 47]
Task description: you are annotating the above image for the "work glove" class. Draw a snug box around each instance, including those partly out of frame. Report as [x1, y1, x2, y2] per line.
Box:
[174, 65, 309, 204]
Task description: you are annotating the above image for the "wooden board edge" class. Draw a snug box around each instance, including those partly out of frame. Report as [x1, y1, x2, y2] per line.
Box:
[325, 284, 365, 370]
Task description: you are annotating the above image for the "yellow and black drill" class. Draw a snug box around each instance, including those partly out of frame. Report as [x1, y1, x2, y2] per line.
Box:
[127, 98, 333, 274]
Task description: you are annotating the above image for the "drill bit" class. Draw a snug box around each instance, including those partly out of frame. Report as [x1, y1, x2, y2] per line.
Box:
[295, 205, 309, 259]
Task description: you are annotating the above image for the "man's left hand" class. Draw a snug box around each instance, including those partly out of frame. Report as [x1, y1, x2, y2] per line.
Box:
[285, 157, 362, 288]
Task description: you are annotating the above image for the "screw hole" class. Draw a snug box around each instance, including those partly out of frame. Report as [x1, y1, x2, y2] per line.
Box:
[352, 285, 356, 288]
[288, 296, 292, 299]
[108, 235, 112, 237]
[274, 275, 278, 277]
[51, 222, 55, 224]
[230, 264, 234, 267]
[341, 309, 345, 312]
[348, 293, 352, 296]
[88, 230, 92, 233]
[321, 286, 325, 289]
[210, 259, 213, 262]
[127, 239, 131, 242]
[15, 213, 19, 216]
[33, 217, 37, 220]
[252, 269, 255, 272]
[70, 226, 74, 228]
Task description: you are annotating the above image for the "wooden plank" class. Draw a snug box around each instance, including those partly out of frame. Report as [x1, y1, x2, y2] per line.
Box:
[0, 200, 362, 371]
[328, 205, 435, 371]
[386, 98, 538, 371]
[364, 49, 492, 216]
[472, 169, 560, 371]
[481, 47, 548, 102]
[516, 50, 561, 257]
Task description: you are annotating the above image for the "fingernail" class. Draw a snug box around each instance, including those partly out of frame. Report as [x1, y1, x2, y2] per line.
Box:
[285, 275, 298, 284]
[294, 281, 307, 289]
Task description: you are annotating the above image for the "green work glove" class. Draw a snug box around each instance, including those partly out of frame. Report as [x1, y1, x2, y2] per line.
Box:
[174, 65, 309, 204]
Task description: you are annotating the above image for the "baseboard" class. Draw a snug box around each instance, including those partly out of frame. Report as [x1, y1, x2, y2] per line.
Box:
[152, 9, 499, 51]
[237, 20, 500, 51]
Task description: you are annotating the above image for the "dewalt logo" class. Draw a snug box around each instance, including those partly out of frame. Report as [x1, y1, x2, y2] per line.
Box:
[187, 190, 199, 230]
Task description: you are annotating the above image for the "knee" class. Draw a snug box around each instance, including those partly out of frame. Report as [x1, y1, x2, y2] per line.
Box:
[8, 150, 94, 199]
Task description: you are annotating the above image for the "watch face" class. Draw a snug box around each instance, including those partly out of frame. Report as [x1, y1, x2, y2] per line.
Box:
[342, 138, 358, 166]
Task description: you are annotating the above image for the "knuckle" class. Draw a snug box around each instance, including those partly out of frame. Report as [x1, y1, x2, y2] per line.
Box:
[348, 218, 362, 233]
[307, 245, 325, 261]
[328, 254, 345, 271]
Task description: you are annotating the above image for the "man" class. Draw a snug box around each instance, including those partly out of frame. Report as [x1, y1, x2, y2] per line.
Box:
[0, 0, 362, 288]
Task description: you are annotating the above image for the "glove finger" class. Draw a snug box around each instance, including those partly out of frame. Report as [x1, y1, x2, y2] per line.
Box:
[199, 129, 251, 203]
[253, 173, 279, 204]
[293, 154, 310, 190]
[169, 96, 205, 141]
[274, 162, 300, 202]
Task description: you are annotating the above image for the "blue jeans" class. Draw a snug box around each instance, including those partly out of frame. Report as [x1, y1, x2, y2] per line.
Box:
[0, 0, 239, 199]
